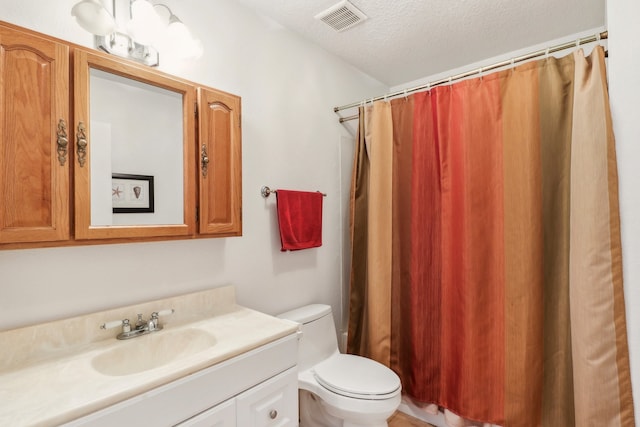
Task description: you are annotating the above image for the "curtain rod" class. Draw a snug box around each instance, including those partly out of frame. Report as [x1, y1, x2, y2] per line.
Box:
[335, 30, 608, 122]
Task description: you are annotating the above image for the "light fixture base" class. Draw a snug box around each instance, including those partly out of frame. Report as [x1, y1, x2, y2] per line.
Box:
[95, 33, 159, 67]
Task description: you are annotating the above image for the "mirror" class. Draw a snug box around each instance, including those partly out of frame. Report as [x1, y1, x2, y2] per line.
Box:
[89, 68, 183, 226]
[74, 48, 196, 240]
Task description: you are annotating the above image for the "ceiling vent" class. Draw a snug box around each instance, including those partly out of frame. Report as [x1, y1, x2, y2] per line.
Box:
[315, 0, 368, 32]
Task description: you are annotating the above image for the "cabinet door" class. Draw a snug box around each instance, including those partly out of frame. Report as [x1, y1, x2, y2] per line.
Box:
[197, 87, 242, 236]
[73, 48, 196, 240]
[0, 24, 69, 243]
[236, 368, 298, 427]
[176, 399, 236, 427]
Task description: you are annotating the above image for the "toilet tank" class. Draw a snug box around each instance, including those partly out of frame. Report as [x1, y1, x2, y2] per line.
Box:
[278, 304, 338, 371]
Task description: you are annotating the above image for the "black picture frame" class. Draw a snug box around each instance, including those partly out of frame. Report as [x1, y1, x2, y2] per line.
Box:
[111, 173, 155, 213]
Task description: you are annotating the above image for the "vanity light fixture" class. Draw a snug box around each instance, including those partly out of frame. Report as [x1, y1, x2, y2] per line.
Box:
[71, 0, 203, 67]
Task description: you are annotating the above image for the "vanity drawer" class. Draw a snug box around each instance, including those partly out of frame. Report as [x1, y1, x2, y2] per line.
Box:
[177, 398, 236, 427]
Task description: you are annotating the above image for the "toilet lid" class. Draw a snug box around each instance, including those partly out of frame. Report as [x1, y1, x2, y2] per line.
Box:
[313, 354, 401, 400]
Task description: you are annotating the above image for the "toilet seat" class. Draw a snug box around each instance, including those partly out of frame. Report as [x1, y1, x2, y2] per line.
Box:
[312, 354, 401, 400]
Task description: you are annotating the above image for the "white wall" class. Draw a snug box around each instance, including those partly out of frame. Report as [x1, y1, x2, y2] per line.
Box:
[0, 0, 387, 331]
[607, 0, 640, 420]
[390, 28, 607, 94]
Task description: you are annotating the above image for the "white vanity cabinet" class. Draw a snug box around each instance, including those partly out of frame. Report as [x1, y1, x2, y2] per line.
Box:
[64, 334, 299, 427]
[181, 367, 298, 427]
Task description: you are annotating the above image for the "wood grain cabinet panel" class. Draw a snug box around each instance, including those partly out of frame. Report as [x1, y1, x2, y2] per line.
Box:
[198, 88, 242, 236]
[0, 24, 70, 243]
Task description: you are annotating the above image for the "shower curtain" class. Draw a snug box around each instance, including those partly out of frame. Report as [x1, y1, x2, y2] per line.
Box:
[347, 46, 635, 427]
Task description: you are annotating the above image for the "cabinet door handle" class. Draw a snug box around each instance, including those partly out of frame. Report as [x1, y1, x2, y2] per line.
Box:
[56, 119, 69, 166]
[76, 122, 88, 167]
[269, 409, 278, 419]
[201, 144, 209, 177]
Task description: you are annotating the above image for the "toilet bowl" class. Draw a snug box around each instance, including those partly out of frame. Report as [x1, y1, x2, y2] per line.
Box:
[278, 304, 401, 427]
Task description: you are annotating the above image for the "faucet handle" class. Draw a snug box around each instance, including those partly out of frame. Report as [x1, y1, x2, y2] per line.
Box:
[100, 318, 130, 332]
[150, 309, 174, 331]
[155, 309, 174, 317]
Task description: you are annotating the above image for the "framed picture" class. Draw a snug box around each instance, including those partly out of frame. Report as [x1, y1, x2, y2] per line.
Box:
[112, 173, 155, 213]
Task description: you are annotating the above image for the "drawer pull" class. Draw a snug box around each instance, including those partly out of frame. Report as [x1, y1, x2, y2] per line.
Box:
[269, 409, 278, 419]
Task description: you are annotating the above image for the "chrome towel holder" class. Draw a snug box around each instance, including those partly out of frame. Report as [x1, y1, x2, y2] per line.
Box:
[261, 186, 327, 198]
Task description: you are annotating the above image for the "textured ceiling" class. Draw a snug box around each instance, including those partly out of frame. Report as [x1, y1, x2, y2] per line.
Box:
[235, 0, 606, 87]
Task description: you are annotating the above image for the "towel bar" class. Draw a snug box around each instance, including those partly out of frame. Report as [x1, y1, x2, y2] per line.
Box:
[261, 186, 327, 198]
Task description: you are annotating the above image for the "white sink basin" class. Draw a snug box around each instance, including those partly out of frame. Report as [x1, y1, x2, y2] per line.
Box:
[92, 328, 216, 376]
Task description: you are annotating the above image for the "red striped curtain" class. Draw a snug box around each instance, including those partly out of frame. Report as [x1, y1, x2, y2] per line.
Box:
[347, 46, 635, 426]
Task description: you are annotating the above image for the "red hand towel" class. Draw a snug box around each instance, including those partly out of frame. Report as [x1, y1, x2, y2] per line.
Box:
[276, 190, 323, 251]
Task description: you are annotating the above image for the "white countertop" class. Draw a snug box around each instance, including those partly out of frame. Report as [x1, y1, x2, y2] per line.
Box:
[0, 286, 298, 427]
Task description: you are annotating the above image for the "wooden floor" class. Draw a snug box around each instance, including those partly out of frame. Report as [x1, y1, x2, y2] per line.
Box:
[388, 411, 436, 427]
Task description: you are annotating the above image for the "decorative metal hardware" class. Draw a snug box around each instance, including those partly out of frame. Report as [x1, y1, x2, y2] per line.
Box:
[269, 410, 278, 419]
[76, 121, 88, 167]
[56, 119, 69, 166]
[201, 144, 209, 177]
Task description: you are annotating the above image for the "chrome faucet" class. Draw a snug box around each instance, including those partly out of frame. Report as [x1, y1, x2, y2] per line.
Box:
[100, 309, 174, 340]
[135, 313, 148, 331]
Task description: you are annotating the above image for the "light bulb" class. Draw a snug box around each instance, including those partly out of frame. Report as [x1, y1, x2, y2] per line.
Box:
[160, 15, 202, 59]
[71, 0, 116, 36]
[167, 18, 191, 46]
[127, 0, 163, 45]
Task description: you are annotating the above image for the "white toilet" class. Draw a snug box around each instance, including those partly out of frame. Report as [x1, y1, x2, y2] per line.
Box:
[278, 304, 401, 427]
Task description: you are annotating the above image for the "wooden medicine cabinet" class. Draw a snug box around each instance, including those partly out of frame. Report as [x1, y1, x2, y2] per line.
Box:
[0, 21, 242, 249]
